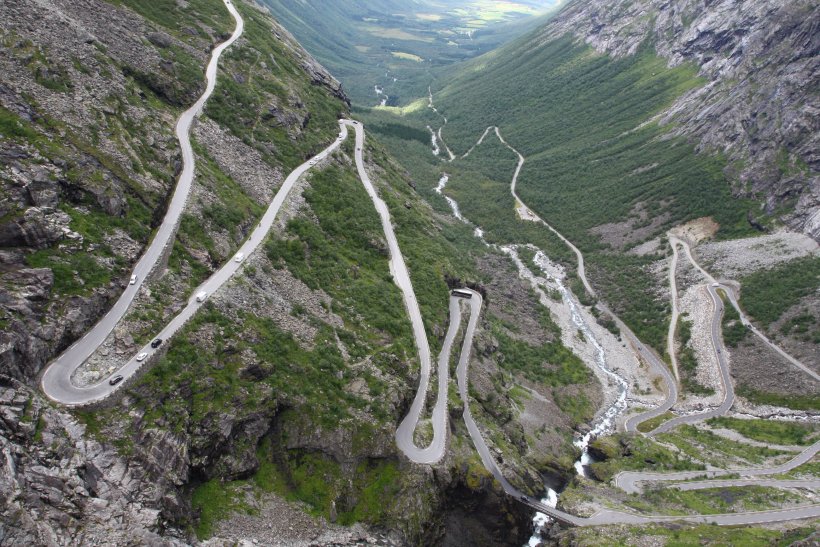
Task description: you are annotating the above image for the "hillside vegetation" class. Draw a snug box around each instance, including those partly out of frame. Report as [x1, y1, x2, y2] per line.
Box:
[369, 33, 762, 351]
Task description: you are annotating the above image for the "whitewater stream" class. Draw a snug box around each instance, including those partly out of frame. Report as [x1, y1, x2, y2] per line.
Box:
[431, 174, 631, 544]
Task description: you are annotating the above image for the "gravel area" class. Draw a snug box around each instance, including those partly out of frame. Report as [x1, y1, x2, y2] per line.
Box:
[505, 248, 663, 418]
[194, 119, 284, 206]
[676, 285, 724, 409]
[697, 231, 819, 279]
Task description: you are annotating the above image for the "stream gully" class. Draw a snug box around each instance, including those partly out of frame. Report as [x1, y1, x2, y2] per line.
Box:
[432, 173, 631, 543]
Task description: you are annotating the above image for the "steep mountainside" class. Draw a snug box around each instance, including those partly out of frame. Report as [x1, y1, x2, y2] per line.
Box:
[399, 0, 819, 358]
[540, 0, 819, 238]
[0, 0, 605, 544]
[0, 0, 345, 384]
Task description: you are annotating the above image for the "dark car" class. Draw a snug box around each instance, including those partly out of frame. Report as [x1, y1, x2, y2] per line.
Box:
[109, 375, 124, 386]
[151, 338, 163, 349]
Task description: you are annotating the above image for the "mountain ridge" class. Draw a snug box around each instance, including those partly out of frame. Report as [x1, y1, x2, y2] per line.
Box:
[540, 0, 819, 238]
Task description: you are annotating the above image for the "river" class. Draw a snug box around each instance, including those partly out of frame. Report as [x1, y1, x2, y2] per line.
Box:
[430, 174, 630, 545]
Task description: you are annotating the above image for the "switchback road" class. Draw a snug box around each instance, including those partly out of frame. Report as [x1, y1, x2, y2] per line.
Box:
[675, 236, 818, 382]
[615, 440, 820, 494]
[448, 288, 820, 527]
[41, 0, 245, 405]
[422, 101, 818, 525]
[646, 284, 735, 435]
[346, 121, 450, 464]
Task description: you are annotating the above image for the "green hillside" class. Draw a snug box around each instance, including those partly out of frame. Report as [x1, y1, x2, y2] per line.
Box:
[364, 32, 760, 352]
[436, 35, 754, 243]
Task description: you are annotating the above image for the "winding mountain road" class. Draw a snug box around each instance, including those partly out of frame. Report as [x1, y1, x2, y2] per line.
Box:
[615, 439, 820, 494]
[643, 234, 818, 433]
[646, 284, 735, 435]
[447, 288, 820, 527]
[674, 236, 818, 382]
[41, 1, 350, 406]
[424, 101, 818, 525]
[450, 124, 678, 434]
[347, 121, 450, 464]
[666, 240, 682, 382]
[39, 30, 818, 526]
[41, 0, 246, 405]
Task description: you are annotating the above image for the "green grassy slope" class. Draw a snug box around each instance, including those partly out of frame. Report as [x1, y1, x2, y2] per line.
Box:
[436, 35, 754, 245]
[398, 33, 760, 351]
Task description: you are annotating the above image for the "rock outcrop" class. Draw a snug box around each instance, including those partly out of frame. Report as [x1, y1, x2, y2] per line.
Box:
[0, 376, 185, 546]
[542, 0, 819, 238]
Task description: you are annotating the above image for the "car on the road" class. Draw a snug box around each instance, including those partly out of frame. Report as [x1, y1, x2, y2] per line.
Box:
[136, 352, 148, 362]
[130, 274, 137, 285]
[109, 375, 124, 386]
[234, 252, 244, 263]
[151, 338, 162, 349]
[196, 291, 208, 302]
[309, 160, 316, 165]
[711, 282, 720, 287]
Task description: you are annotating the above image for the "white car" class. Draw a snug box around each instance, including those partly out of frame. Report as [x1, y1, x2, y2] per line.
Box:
[196, 290, 208, 302]
[309, 160, 316, 165]
[136, 352, 148, 362]
[234, 252, 244, 263]
[130, 274, 137, 285]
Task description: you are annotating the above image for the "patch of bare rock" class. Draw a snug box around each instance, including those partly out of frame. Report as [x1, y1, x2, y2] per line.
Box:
[205, 488, 400, 547]
[698, 231, 819, 279]
[0, 377, 184, 546]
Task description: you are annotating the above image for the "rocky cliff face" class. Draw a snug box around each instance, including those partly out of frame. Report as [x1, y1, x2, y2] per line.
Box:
[0, 376, 186, 546]
[542, 0, 819, 238]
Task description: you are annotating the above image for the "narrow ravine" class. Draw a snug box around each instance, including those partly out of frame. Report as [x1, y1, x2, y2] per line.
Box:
[531, 250, 629, 475]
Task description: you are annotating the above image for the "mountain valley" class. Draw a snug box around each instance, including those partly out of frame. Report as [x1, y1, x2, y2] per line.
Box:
[0, 0, 818, 546]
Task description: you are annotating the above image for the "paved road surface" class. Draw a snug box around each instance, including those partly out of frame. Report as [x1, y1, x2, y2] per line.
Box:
[40, 0, 245, 405]
[479, 126, 679, 434]
[346, 121, 450, 464]
[615, 440, 820, 494]
[666, 240, 682, 382]
[641, 235, 818, 433]
[450, 288, 820, 526]
[675, 236, 818, 382]
[647, 284, 735, 435]
[42, 117, 349, 404]
[42, 56, 818, 524]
